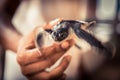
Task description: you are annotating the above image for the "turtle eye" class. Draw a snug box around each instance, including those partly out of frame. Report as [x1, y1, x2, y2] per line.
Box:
[57, 31, 68, 41]
[59, 32, 67, 38]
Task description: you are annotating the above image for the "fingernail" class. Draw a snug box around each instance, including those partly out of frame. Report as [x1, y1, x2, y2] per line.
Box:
[61, 41, 70, 50]
[37, 49, 42, 56]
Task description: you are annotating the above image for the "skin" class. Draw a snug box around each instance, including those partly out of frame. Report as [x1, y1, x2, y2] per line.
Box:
[0, 0, 110, 79]
[0, 0, 22, 52]
[0, 0, 74, 79]
[0, 22, 22, 52]
[17, 19, 74, 80]
[0, 14, 72, 80]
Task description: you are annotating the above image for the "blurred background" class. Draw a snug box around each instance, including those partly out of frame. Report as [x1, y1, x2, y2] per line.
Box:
[0, 0, 120, 80]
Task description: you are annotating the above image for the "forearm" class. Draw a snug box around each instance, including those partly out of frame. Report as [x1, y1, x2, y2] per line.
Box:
[0, 25, 22, 52]
[0, 14, 22, 52]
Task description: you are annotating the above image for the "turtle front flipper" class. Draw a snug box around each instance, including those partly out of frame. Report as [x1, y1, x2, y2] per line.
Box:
[35, 28, 54, 48]
[73, 23, 112, 58]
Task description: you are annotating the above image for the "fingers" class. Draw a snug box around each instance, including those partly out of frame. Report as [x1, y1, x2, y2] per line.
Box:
[17, 18, 73, 80]
[17, 18, 65, 66]
[17, 48, 42, 66]
[61, 39, 74, 50]
[28, 55, 71, 80]
[17, 39, 73, 66]
[40, 39, 74, 58]
[49, 55, 71, 78]
[20, 52, 69, 75]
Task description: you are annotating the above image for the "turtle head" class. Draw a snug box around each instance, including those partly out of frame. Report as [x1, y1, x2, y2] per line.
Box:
[51, 29, 69, 41]
[51, 21, 70, 41]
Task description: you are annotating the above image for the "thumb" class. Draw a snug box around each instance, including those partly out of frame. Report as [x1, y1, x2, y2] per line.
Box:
[44, 18, 63, 29]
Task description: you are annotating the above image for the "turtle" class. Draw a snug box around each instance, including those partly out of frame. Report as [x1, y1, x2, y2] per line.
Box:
[35, 20, 113, 59]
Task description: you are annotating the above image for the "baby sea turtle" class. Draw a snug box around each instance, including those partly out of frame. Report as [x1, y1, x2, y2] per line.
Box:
[35, 20, 112, 59]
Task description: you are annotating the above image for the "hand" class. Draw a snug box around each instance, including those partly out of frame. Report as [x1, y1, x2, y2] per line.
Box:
[17, 18, 74, 80]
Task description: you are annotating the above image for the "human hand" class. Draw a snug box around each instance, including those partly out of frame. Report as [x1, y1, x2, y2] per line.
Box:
[17, 18, 74, 80]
